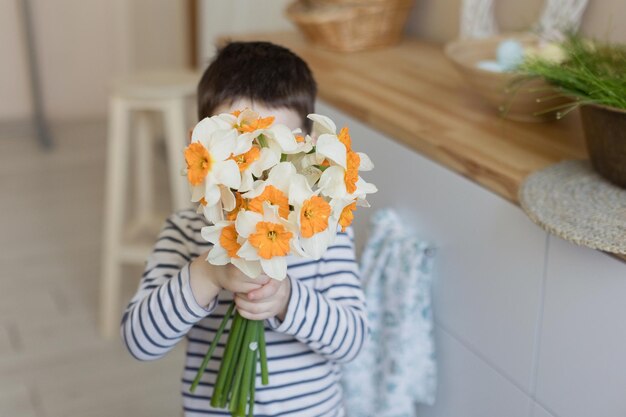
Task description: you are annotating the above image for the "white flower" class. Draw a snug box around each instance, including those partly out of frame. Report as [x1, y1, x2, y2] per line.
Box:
[185, 120, 243, 214]
[201, 221, 262, 278]
[288, 174, 337, 259]
[235, 203, 305, 280]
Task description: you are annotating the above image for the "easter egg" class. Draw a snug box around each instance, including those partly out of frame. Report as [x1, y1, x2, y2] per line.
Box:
[496, 39, 524, 71]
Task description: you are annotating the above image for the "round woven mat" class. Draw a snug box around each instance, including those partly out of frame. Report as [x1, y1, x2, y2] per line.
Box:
[519, 160, 626, 254]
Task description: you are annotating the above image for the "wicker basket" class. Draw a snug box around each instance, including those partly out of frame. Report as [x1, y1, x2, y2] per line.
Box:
[286, 0, 415, 52]
[444, 33, 573, 122]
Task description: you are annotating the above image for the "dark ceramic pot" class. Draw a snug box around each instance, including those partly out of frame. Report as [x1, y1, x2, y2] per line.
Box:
[579, 103, 626, 188]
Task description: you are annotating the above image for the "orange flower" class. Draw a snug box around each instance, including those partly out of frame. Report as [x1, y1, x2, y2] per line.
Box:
[295, 135, 305, 143]
[226, 193, 249, 221]
[344, 151, 360, 194]
[184, 143, 212, 185]
[248, 185, 290, 219]
[338, 127, 352, 151]
[238, 116, 275, 134]
[339, 202, 357, 232]
[219, 224, 241, 258]
[248, 222, 292, 259]
[300, 196, 331, 238]
[231, 110, 242, 117]
[199, 197, 208, 206]
[230, 146, 261, 172]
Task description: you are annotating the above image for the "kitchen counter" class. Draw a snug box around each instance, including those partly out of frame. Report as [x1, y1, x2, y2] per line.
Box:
[229, 31, 587, 204]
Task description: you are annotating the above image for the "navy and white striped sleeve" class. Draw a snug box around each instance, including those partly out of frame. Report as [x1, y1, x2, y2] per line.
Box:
[267, 227, 368, 364]
[120, 212, 218, 361]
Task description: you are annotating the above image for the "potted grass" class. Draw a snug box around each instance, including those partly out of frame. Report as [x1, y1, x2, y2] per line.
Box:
[519, 34, 626, 188]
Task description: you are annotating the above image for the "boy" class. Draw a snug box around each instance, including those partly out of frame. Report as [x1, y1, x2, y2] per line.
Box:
[121, 41, 367, 417]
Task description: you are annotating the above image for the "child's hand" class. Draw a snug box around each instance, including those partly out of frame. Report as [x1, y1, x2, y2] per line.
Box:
[234, 275, 291, 321]
[190, 253, 266, 307]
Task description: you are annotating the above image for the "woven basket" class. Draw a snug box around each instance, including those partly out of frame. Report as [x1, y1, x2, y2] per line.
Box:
[286, 0, 415, 52]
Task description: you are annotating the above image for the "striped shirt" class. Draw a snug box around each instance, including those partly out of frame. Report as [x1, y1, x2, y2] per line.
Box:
[121, 209, 368, 417]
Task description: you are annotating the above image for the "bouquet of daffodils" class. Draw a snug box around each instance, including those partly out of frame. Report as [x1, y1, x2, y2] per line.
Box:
[184, 108, 376, 416]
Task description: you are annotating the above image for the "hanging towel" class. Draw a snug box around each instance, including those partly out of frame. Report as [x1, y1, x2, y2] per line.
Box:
[342, 209, 437, 417]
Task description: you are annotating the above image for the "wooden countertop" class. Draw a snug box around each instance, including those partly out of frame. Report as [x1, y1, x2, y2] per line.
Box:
[229, 31, 587, 204]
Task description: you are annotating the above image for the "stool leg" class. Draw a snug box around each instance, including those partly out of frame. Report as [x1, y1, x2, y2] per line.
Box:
[164, 97, 190, 211]
[100, 96, 131, 339]
[134, 111, 154, 225]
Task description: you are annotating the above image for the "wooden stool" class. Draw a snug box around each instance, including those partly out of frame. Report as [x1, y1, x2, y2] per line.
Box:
[100, 70, 199, 339]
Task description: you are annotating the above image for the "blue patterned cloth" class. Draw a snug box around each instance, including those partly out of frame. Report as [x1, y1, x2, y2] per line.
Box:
[342, 209, 437, 417]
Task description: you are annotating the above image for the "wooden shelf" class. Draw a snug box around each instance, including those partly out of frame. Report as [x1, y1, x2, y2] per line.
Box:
[229, 31, 587, 204]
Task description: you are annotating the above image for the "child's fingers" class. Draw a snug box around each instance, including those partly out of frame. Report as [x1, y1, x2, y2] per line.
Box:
[247, 279, 281, 301]
[223, 280, 263, 294]
[237, 309, 273, 321]
[234, 294, 272, 315]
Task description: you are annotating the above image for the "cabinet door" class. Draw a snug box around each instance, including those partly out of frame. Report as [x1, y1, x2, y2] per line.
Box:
[535, 236, 626, 417]
[317, 101, 546, 394]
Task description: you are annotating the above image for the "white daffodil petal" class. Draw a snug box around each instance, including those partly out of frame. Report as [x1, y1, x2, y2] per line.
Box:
[242, 181, 266, 199]
[319, 166, 347, 199]
[300, 230, 332, 260]
[237, 240, 260, 261]
[316, 134, 347, 169]
[190, 183, 205, 202]
[267, 162, 296, 194]
[191, 117, 219, 145]
[252, 147, 280, 177]
[204, 182, 222, 206]
[234, 133, 255, 155]
[352, 177, 378, 198]
[260, 257, 287, 280]
[239, 171, 255, 193]
[357, 152, 374, 171]
[269, 124, 298, 153]
[290, 234, 309, 258]
[261, 202, 282, 224]
[213, 159, 241, 189]
[235, 210, 263, 238]
[307, 114, 336, 136]
[206, 245, 230, 265]
[202, 202, 224, 223]
[302, 166, 323, 188]
[232, 258, 262, 278]
[200, 224, 222, 244]
[220, 186, 236, 212]
[208, 129, 237, 161]
[288, 174, 313, 205]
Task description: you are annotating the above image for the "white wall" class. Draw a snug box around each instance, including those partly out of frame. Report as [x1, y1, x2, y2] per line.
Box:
[197, 0, 294, 69]
[0, 0, 188, 122]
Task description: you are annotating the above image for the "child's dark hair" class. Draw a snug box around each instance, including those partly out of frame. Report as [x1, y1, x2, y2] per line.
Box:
[197, 41, 317, 133]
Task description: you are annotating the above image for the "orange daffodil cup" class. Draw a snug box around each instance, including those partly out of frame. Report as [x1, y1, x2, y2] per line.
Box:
[185, 109, 376, 417]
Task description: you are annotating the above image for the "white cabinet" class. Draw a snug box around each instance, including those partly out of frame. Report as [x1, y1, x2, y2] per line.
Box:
[535, 237, 626, 417]
[318, 100, 626, 417]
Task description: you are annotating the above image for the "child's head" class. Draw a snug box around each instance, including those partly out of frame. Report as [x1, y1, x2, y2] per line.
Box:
[197, 41, 317, 133]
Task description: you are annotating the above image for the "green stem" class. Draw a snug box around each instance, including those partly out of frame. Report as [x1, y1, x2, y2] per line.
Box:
[190, 302, 235, 393]
[237, 322, 257, 416]
[211, 311, 243, 408]
[258, 321, 269, 385]
[229, 319, 252, 413]
[218, 314, 247, 408]
[247, 326, 259, 417]
[257, 134, 268, 148]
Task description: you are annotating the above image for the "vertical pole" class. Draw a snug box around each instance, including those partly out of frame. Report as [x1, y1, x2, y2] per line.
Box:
[19, 0, 53, 149]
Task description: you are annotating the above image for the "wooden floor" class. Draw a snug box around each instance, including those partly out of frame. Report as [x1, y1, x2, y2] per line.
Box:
[0, 121, 185, 417]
